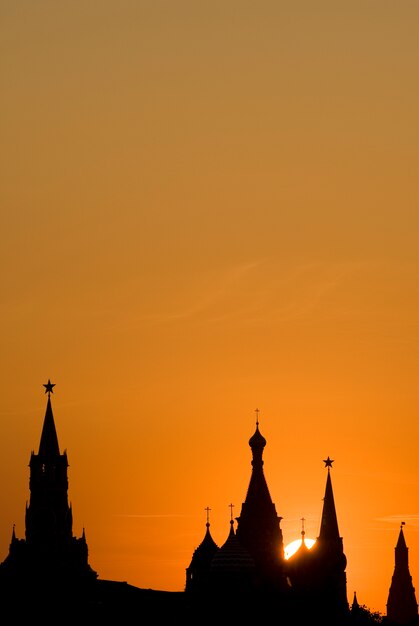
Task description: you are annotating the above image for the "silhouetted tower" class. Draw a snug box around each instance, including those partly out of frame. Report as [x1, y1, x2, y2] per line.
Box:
[235, 410, 286, 591]
[386, 522, 418, 625]
[210, 504, 256, 594]
[311, 457, 348, 619]
[287, 457, 349, 624]
[0, 381, 97, 595]
[352, 590, 360, 611]
[185, 506, 219, 593]
[285, 516, 313, 586]
[25, 380, 72, 546]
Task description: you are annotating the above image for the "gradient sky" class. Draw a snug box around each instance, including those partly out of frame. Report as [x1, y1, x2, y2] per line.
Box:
[1, 0, 419, 615]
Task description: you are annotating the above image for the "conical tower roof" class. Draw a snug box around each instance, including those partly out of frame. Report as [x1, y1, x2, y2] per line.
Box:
[38, 380, 60, 458]
[287, 458, 349, 622]
[318, 457, 340, 542]
[210, 516, 255, 574]
[387, 522, 418, 624]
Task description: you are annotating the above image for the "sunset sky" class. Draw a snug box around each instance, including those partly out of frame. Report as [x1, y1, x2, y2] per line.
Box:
[1, 0, 419, 615]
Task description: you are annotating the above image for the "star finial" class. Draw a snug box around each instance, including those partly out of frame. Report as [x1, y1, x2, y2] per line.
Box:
[323, 456, 334, 468]
[43, 379, 55, 397]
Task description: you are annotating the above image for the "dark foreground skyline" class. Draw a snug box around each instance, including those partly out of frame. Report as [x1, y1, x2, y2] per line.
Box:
[0, 383, 417, 625]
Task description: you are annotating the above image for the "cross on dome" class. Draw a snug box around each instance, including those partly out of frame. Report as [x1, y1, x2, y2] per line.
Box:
[205, 506, 211, 525]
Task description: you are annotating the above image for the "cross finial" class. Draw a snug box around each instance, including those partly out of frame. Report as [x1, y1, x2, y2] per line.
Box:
[255, 408, 260, 426]
[43, 379, 55, 397]
[301, 516, 306, 537]
[205, 506, 211, 526]
[229, 503, 234, 521]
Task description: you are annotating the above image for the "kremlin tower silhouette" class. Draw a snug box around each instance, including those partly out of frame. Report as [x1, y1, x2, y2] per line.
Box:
[386, 522, 419, 625]
[0, 382, 417, 624]
[0, 380, 97, 614]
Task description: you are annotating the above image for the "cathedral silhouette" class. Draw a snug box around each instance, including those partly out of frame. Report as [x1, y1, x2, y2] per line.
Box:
[0, 382, 417, 624]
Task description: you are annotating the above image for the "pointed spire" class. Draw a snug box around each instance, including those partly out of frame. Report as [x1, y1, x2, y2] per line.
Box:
[396, 521, 407, 551]
[393, 521, 409, 571]
[38, 380, 60, 457]
[387, 522, 418, 624]
[318, 456, 340, 541]
[352, 591, 360, 612]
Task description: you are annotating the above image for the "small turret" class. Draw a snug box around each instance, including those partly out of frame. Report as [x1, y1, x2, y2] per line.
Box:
[386, 522, 418, 625]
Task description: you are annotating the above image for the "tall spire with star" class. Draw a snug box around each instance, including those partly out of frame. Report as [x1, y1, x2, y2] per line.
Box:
[0, 380, 97, 597]
[25, 380, 72, 546]
[318, 457, 341, 541]
[38, 379, 60, 458]
[311, 457, 349, 621]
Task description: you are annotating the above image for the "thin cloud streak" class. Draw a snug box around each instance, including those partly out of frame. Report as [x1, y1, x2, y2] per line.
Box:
[116, 258, 381, 330]
[112, 513, 191, 518]
[375, 515, 419, 527]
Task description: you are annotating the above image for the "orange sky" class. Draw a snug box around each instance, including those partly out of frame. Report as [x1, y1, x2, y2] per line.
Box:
[1, 0, 419, 615]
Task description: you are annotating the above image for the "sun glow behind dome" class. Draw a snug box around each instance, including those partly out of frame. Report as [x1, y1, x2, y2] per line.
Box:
[284, 538, 316, 559]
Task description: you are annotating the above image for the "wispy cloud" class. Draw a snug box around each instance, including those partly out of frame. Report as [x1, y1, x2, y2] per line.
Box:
[112, 513, 190, 518]
[110, 256, 407, 330]
[375, 514, 419, 527]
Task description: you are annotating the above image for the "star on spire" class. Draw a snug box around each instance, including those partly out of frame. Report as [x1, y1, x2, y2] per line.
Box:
[43, 379, 55, 396]
[323, 456, 334, 468]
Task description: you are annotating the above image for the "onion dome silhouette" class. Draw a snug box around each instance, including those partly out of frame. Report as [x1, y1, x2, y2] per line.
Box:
[248, 418, 267, 456]
[235, 410, 285, 590]
[236, 412, 282, 534]
[185, 507, 219, 593]
[210, 505, 255, 593]
[286, 517, 313, 583]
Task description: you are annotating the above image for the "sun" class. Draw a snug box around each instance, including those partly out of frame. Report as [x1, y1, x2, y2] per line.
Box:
[284, 537, 316, 559]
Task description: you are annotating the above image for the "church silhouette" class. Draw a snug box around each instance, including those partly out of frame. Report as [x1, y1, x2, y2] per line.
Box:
[0, 382, 417, 624]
